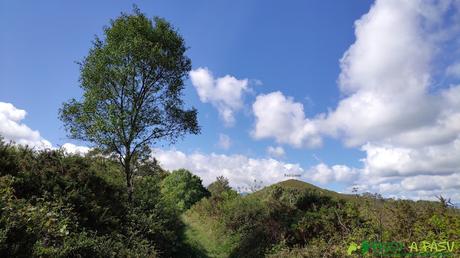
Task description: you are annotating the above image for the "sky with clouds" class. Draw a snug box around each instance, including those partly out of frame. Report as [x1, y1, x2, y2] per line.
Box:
[1, 0, 460, 202]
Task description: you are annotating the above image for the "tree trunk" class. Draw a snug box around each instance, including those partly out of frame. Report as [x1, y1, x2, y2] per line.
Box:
[124, 160, 133, 202]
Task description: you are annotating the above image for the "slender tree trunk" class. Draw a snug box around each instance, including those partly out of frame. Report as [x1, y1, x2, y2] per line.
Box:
[124, 157, 133, 202]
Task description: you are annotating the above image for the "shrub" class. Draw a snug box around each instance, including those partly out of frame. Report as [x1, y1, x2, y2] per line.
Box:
[161, 169, 209, 212]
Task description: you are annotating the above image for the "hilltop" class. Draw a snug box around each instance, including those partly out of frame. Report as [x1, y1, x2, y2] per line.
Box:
[252, 179, 352, 200]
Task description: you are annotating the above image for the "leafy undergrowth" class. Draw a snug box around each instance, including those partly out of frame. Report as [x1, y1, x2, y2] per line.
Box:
[182, 178, 460, 258]
[0, 139, 200, 257]
[182, 212, 237, 258]
[1, 138, 459, 257]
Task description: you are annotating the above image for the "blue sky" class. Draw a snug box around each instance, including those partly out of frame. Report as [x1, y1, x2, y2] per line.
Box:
[1, 0, 460, 201]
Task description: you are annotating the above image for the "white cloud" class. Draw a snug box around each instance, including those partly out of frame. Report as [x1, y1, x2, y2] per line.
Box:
[61, 143, 91, 155]
[352, 138, 460, 202]
[154, 148, 358, 188]
[0, 102, 52, 149]
[401, 174, 460, 191]
[333, 0, 460, 202]
[313, 0, 460, 149]
[361, 137, 460, 177]
[0, 102, 91, 155]
[351, 174, 460, 203]
[251, 0, 460, 148]
[320, 0, 446, 146]
[251, 92, 321, 148]
[308, 163, 359, 185]
[190, 67, 249, 126]
[153, 149, 305, 187]
[267, 146, 285, 158]
[217, 133, 231, 150]
[331, 0, 460, 201]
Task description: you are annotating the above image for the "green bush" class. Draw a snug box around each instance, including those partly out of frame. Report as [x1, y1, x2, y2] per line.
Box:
[161, 169, 209, 212]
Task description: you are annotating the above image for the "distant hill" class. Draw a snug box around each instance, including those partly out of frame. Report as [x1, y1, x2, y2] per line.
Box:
[251, 179, 353, 200]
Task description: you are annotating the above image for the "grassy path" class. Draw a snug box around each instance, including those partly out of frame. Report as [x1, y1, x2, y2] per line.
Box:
[181, 213, 236, 258]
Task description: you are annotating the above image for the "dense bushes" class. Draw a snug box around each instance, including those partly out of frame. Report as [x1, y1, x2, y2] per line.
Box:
[1, 137, 459, 257]
[0, 139, 193, 257]
[161, 169, 209, 212]
[184, 179, 460, 257]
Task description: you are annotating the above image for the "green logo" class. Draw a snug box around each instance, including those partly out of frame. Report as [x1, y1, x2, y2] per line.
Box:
[347, 242, 360, 255]
[347, 240, 457, 257]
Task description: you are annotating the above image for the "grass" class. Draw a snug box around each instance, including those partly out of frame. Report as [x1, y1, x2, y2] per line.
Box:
[181, 212, 238, 258]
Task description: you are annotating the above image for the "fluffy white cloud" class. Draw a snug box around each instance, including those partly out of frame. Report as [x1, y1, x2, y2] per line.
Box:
[251, 92, 321, 148]
[308, 163, 359, 185]
[154, 148, 358, 188]
[351, 174, 460, 202]
[318, 0, 460, 147]
[331, 1, 460, 201]
[217, 133, 231, 150]
[0, 102, 91, 155]
[353, 137, 460, 202]
[61, 143, 91, 155]
[190, 67, 249, 126]
[401, 174, 460, 191]
[252, 0, 460, 148]
[267, 146, 285, 158]
[333, 1, 460, 201]
[361, 137, 460, 177]
[0, 102, 52, 149]
[153, 149, 307, 187]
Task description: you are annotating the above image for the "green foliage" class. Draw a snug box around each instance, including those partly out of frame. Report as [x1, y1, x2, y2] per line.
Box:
[184, 180, 460, 258]
[0, 139, 20, 177]
[2, 134, 459, 257]
[0, 139, 187, 257]
[161, 169, 209, 212]
[207, 176, 232, 198]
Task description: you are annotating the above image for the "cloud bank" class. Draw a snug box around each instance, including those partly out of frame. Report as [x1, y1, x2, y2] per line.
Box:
[153, 148, 354, 188]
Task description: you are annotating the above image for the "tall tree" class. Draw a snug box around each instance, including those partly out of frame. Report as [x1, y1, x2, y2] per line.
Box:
[208, 176, 232, 197]
[59, 8, 200, 200]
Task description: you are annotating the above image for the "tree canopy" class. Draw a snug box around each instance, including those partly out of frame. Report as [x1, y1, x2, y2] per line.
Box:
[161, 169, 209, 212]
[59, 8, 199, 199]
[208, 176, 233, 197]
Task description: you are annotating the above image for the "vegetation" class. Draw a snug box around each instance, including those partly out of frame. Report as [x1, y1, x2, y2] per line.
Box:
[0, 138, 459, 257]
[184, 179, 460, 257]
[59, 8, 199, 200]
[161, 169, 209, 212]
[0, 138, 189, 257]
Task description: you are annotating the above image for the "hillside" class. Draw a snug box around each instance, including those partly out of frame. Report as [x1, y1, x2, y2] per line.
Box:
[183, 179, 460, 257]
[252, 179, 352, 200]
[1, 140, 459, 257]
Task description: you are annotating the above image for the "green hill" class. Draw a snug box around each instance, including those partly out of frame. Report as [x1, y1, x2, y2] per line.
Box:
[252, 179, 352, 200]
